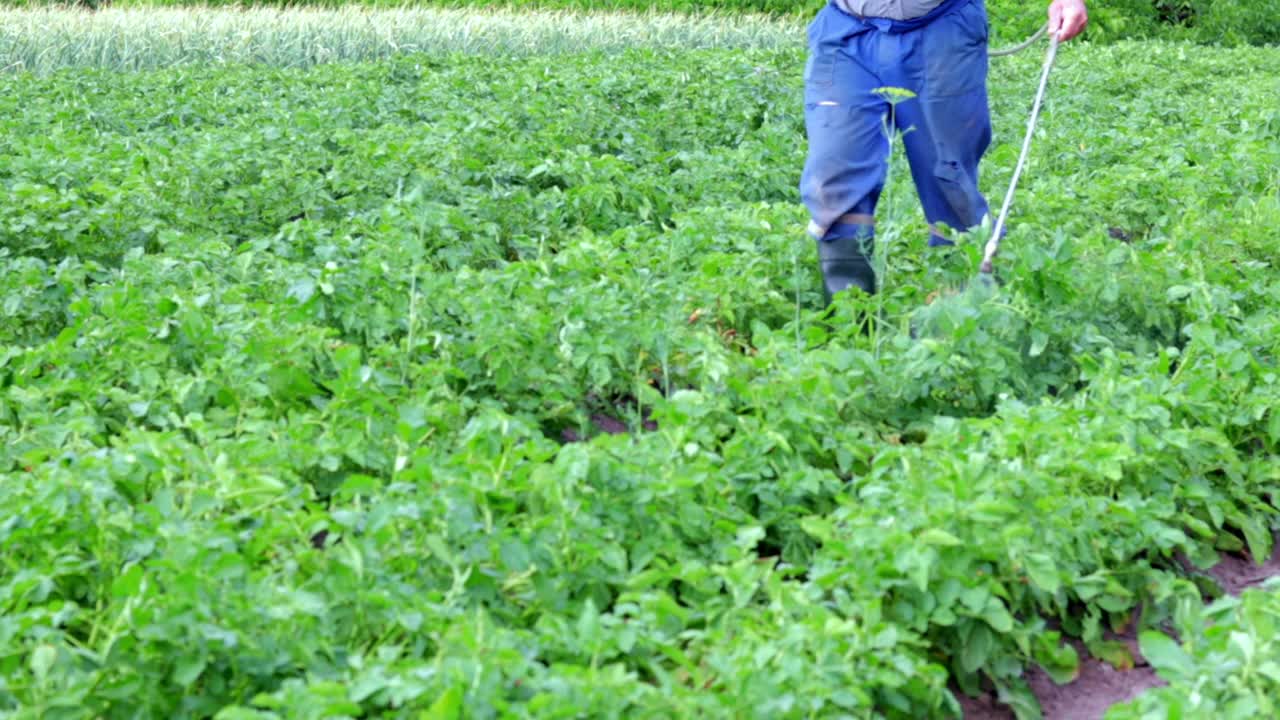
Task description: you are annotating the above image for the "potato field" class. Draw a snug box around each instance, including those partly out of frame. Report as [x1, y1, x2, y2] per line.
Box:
[1, 4, 1278, 719]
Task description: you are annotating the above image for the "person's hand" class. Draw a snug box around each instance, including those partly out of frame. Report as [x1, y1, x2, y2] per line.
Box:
[1048, 0, 1088, 42]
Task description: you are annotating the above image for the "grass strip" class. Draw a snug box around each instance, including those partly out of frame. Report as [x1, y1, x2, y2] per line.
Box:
[0, 5, 802, 73]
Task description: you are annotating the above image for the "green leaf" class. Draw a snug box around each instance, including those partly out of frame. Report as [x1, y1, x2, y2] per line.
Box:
[577, 599, 602, 649]
[1028, 329, 1049, 358]
[994, 677, 1042, 720]
[173, 657, 207, 688]
[961, 586, 989, 613]
[29, 645, 56, 681]
[1034, 634, 1079, 684]
[1229, 631, 1255, 663]
[961, 623, 994, 673]
[287, 277, 316, 304]
[214, 708, 279, 720]
[1138, 632, 1194, 681]
[982, 598, 1015, 634]
[1086, 639, 1135, 671]
[918, 528, 963, 547]
[112, 563, 145, 599]
[909, 548, 934, 592]
[1239, 517, 1272, 564]
[421, 686, 463, 720]
[1024, 553, 1059, 594]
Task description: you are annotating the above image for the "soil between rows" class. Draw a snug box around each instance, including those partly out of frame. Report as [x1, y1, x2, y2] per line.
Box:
[960, 541, 1280, 719]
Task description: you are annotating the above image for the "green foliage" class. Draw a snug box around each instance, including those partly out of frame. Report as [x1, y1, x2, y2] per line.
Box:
[0, 38, 1278, 719]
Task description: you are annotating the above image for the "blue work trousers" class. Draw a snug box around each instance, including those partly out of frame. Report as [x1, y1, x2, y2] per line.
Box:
[801, 0, 993, 247]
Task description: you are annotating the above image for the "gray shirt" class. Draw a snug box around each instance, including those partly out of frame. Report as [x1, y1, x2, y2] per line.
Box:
[833, 0, 946, 20]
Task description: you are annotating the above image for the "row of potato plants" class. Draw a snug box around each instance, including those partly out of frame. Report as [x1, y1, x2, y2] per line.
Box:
[1, 43, 1278, 717]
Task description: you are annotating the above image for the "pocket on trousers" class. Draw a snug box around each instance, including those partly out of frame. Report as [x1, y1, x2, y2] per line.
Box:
[804, 6, 840, 90]
[923, 0, 989, 98]
[804, 48, 837, 90]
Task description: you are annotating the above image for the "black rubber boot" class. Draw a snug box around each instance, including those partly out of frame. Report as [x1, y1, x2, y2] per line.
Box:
[816, 234, 876, 306]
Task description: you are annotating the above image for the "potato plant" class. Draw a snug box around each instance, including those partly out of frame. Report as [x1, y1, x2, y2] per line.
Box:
[0, 38, 1278, 720]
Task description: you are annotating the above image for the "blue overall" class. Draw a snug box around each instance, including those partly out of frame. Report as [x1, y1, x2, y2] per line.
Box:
[801, 0, 992, 248]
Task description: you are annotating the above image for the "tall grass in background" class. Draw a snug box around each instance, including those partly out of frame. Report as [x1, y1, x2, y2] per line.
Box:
[0, 5, 802, 74]
[2, 1, 1271, 76]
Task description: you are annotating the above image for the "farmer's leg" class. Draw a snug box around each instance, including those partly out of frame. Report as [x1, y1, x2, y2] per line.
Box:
[800, 7, 889, 303]
[897, 0, 994, 247]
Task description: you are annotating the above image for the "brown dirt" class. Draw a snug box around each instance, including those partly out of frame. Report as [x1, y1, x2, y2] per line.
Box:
[958, 632, 1165, 720]
[557, 414, 630, 442]
[309, 528, 339, 550]
[1107, 227, 1134, 243]
[1203, 546, 1280, 595]
[1022, 640, 1166, 720]
[954, 689, 1014, 719]
[559, 399, 658, 443]
[590, 413, 630, 435]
